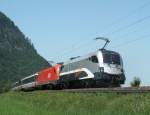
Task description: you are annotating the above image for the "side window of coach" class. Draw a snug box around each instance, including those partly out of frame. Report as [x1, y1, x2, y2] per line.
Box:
[22, 77, 35, 84]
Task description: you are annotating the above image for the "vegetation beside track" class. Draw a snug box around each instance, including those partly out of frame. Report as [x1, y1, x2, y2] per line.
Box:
[0, 91, 150, 115]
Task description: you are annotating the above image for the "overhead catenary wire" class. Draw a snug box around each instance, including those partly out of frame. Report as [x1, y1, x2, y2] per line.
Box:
[52, 1, 150, 61]
[101, 0, 150, 34]
[60, 36, 111, 58]
[60, 39, 95, 58]
[50, 38, 92, 58]
[112, 34, 150, 48]
[99, 1, 150, 38]
[64, 14, 150, 58]
[111, 21, 150, 42]
[104, 15, 150, 37]
[55, 22, 150, 61]
[50, 39, 95, 62]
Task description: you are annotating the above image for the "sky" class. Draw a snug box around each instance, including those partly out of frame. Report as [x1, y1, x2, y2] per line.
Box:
[0, 0, 150, 86]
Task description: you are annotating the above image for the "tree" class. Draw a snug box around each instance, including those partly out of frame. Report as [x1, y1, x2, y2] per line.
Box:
[0, 12, 50, 93]
[130, 77, 141, 87]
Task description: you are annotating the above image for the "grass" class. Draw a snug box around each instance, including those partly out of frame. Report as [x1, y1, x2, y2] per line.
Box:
[0, 91, 150, 115]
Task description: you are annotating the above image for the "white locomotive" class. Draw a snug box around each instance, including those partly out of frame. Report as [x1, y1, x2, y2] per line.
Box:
[57, 38, 125, 88]
[58, 49, 125, 88]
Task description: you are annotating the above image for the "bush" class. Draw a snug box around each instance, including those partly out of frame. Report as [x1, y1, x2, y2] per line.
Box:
[130, 77, 141, 87]
[0, 81, 11, 93]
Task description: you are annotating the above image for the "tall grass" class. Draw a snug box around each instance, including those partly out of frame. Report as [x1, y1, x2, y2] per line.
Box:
[0, 91, 150, 115]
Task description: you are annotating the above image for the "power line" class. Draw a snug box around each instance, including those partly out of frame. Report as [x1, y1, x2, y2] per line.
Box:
[112, 34, 150, 48]
[104, 15, 150, 37]
[102, 0, 150, 34]
[66, 1, 150, 54]
[52, 1, 150, 60]
[62, 37, 111, 58]
[112, 22, 150, 41]
[51, 38, 91, 57]
[50, 39, 94, 61]
[61, 39, 94, 57]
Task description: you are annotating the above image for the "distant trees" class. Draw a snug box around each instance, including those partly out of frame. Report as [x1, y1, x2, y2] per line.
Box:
[130, 77, 141, 87]
[0, 12, 50, 93]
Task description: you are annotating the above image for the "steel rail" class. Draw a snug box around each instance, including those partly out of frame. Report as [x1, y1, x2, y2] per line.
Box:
[48, 87, 150, 94]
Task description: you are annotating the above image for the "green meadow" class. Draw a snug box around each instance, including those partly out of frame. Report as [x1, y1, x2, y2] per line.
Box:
[0, 91, 149, 115]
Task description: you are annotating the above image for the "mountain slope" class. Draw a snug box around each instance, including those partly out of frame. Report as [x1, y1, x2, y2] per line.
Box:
[0, 12, 50, 92]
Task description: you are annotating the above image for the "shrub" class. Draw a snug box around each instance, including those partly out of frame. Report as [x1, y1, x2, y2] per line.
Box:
[130, 77, 141, 87]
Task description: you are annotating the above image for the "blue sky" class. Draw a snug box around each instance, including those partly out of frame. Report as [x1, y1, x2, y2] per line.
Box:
[0, 0, 150, 86]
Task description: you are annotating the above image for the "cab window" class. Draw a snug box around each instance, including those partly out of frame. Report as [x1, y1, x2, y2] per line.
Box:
[89, 56, 98, 63]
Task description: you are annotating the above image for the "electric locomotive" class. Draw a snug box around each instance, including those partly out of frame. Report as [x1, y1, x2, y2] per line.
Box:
[57, 49, 125, 88]
[56, 38, 126, 88]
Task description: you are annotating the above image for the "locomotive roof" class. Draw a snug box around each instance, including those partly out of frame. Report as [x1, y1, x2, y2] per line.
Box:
[63, 49, 120, 65]
[63, 51, 97, 65]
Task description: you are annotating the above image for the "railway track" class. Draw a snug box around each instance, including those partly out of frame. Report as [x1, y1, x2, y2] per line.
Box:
[48, 87, 150, 93]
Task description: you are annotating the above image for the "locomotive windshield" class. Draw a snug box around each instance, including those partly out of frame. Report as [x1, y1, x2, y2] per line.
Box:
[102, 51, 121, 65]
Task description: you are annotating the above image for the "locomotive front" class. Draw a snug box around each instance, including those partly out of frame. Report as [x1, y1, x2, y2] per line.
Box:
[97, 50, 126, 86]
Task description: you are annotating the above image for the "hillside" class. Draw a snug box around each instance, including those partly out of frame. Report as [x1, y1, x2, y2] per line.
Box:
[0, 12, 50, 92]
[0, 91, 149, 115]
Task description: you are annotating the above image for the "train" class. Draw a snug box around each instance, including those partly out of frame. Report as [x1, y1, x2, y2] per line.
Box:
[12, 49, 126, 91]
